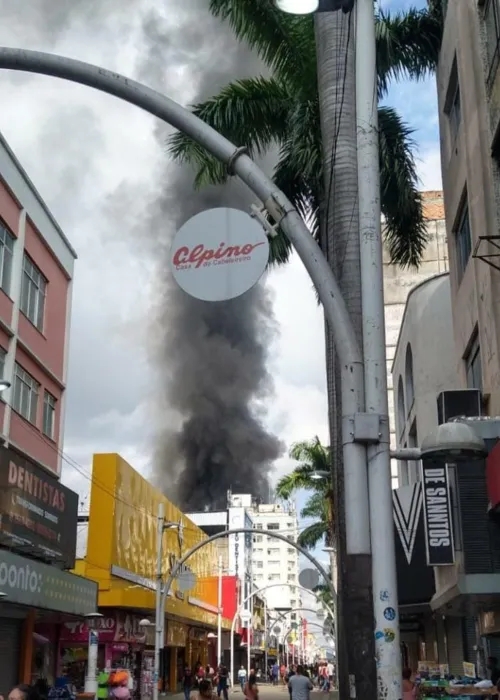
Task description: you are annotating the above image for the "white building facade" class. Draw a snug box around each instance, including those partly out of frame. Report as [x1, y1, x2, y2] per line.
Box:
[247, 501, 301, 623]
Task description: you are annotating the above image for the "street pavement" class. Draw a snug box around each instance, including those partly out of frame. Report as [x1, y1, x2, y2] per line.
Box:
[166, 683, 339, 700]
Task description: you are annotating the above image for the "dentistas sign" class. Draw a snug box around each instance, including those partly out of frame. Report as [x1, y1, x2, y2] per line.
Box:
[421, 458, 455, 566]
[170, 208, 270, 302]
[0, 447, 79, 568]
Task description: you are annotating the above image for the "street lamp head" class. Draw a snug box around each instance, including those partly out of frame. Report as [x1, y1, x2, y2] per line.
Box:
[0, 380, 10, 392]
[310, 471, 329, 481]
[420, 422, 488, 462]
[207, 632, 217, 639]
[0, 591, 7, 599]
[139, 618, 154, 628]
[84, 612, 104, 629]
[275, 0, 319, 13]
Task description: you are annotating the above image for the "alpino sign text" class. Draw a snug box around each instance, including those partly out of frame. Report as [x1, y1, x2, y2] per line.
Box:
[173, 241, 265, 270]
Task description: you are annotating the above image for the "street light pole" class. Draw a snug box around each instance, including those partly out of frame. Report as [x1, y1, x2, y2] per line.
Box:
[355, 0, 401, 698]
[217, 555, 223, 665]
[154, 503, 165, 700]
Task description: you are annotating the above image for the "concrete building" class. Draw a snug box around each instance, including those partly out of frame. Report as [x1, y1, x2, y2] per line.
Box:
[0, 131, 76, 475]
[247, 501, 301, 621]
[436, 0, 500, 415]
[384, 191, 448, 489]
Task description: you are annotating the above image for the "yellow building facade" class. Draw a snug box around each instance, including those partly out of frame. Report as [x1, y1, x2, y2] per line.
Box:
[75, 453, 232, 689]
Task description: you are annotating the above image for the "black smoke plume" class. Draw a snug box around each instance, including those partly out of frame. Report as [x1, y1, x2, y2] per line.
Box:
[137, 4, 283, 510]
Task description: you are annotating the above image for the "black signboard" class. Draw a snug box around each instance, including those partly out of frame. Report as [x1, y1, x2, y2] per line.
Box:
[393, 483, 435, 606]
[0, 447, 79, 568]
[421, 458, 455, 566]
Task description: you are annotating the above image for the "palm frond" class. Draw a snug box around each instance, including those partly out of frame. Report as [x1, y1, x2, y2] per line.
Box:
[275, 465, 318, 500]
[376, 5, 444, 98]
[289, 436, 331, 473]
[208, 0, 316, 87]
[378, 105, 428, 267]
[168, 76, 292, 188]
[300, 491, 328, 520]
[297, 521, 328, 550]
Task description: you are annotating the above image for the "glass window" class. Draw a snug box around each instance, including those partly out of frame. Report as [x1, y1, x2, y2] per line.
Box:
[42, 391, 56, 439]
[287, 548, 295, 555]
[267, 548, 280, 555]
[269, 560, 280, 566]
[0, 221, 14, 295]
[405, 346, 414, 415]
[484, 0, 500, 88]
[0, 347, 6, 382]
[267, 523, 280, 530]
[268, 573, 280, 581]
[20, 255, 47, 331]
[13, 363, 40, 424]
[465, 331, 482, 391]
[445, 58, 461, 142]
[256, 561, 263, 569]
[455, 198, 472, 281]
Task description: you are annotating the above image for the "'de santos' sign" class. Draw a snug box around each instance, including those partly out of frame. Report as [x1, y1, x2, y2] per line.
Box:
[169, 208, 270, 302]
[0, 448, 79, 568]
[421, 458, 455, 566]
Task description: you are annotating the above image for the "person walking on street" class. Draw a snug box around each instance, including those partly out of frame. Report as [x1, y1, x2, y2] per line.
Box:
[286, 666, 296, 700]
[271, 663, 279, 687]
[238, 667, 247, 692]
[198, 680, 217, 700]
[244, 674, 258, 700]
[183, 665, 193, 700]
[217, 662, 229, 700]
[288, 666, 313, 700]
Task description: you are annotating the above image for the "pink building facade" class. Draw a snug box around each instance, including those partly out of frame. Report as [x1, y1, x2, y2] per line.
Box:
[0, 132, 76, 476]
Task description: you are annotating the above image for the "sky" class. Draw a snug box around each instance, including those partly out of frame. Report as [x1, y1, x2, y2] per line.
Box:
[0, 0, 441, 649]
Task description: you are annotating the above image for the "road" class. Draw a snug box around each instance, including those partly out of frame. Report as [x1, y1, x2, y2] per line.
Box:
[168, 683, 339, 700]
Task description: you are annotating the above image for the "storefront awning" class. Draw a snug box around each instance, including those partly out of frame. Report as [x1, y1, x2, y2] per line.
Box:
[430, 573, 500, 614]
[0, 549, 98, 616]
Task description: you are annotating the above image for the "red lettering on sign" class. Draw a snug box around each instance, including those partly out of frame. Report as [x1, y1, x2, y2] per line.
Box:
[172, 241, 265, 269]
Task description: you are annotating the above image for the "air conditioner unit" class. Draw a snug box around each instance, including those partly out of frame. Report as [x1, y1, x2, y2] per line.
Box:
[437, 389, 482, 425]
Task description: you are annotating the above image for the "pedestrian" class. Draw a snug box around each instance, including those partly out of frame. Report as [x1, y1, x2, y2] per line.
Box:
[402, 668, 416, 700]
[320, 665, 329, 693]
[2, 686, 40, 700]
[288, 666, 313, 700]
[326, 661, 334, 688]
[280, 664, 286, 685]
[238, 666, 247, 692]
[489, 658, 500, 686]
[198, 680, 217, 700]
[183, 665, 193, 700]
[217, 662, 229, 700]
[272, 663, 279, 686]
[286, 666, 296, 700]
[244, 674, 258, 700]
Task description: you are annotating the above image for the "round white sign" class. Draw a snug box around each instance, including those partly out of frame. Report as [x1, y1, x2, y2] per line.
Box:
[170, 208, 270, 302]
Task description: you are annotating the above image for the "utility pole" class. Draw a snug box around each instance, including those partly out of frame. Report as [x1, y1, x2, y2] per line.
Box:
[217, 555, 223, 664]
[355, 0, 401, 697]
[154, 503, 165, 700]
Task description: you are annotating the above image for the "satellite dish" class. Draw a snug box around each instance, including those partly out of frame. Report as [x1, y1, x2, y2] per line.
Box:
[273, 625, 282, 635]
[240, 610, 252, 623]
[298, 568, 320, 590]
[176, 568, 197, 593]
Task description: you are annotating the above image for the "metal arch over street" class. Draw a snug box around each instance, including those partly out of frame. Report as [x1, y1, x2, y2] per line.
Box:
[228, 581, 336, 683]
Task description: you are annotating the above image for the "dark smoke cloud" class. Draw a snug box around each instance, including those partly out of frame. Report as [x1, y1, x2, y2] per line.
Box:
[136, 4, 283, 510]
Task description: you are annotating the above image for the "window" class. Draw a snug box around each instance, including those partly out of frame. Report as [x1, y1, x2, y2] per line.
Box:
[269, 560, 280, 566]
[254, 574, 263, 581]
[290, 600, 296, 607]
[255, 524, 263, 530]
[288, 548, 295, 556]
[0, 347, 6, 383]
[397, 376, 405, 437]
[254, 535, 263, 543]
[20, 255, 46, 331]
[287, 574, 295, 582]
[42, 391, 56, 439]
[0, 221, 14, 295]
[445, 58, 461, 143]
[256, 561, 263, 569]
[291, 613, 297, 621]
[267, 523, 280, 531]
[455, 197, 472, 281]
[268, 548, 280, 555]
[405, 345, 414, 415]
[269, 573, 280, 581]
[13, 363, 40, 424]
[254, 548, 263, 554]
[287, 522, 294, 529]
[484, 0, 500, 88]
[465, 330, 482, 391]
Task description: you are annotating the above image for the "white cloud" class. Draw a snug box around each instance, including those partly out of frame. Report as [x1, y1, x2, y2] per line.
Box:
[418, 146, 444, 191]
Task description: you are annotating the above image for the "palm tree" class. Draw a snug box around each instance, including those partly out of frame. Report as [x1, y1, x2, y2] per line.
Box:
[168, 0, 444, 268]
[275, 437, 334, 550]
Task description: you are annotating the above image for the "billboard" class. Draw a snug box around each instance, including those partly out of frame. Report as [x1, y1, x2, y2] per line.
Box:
[0, 447, 79, 568]
[228, 506, 245, 579]
[421, 459, 455, 566]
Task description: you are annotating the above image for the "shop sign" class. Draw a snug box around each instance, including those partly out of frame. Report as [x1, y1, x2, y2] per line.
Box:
[60, 610, 148, 643]
[479, 610, 500, 635]
[421, 459, 455, 566]
[0, 447, 79, 568]
[166, 620, 188, 647]
[0, 548, 97, 615]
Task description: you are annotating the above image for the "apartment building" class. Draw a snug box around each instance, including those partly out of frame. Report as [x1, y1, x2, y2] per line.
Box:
[0, 132, 76, 475]
[384, 191, 448, 489]
[436, 0, 500, 413]
[249, 501, 301, 621]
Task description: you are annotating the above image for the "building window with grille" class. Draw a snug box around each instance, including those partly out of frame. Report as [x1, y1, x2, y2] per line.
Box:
[454, 197, 472, 281]
[0, 222, 14, 295]
[20, 255, 47, 331]
[484, 0, 500, 88]
[465, 330, 482, 391]
[445, 58, 461, 143]
[13, 363, 40, 424]
[267, 523, 280, 530]
[43, 391, 56, 439]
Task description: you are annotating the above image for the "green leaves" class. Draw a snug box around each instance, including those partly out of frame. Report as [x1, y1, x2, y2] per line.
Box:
[379, 106, 428, 267]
